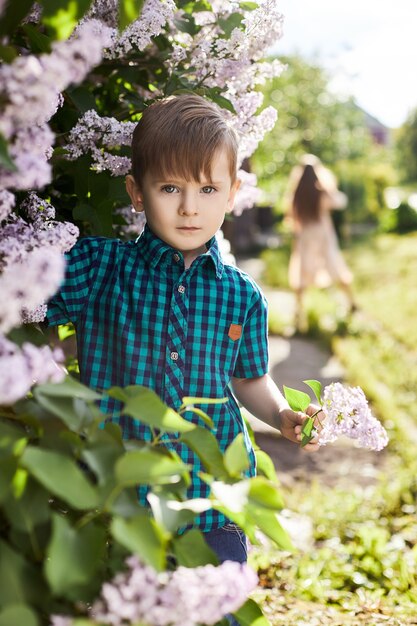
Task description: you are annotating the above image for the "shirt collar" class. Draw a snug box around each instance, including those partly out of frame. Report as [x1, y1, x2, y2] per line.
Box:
[136, 224, 224, 278]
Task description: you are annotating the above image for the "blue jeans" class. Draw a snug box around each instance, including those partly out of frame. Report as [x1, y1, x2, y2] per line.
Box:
[204, 523, 248, 564]
[204, 524, 248, 626]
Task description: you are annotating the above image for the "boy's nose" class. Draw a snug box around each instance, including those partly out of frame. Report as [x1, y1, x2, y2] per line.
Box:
[179, 192, 198, 216]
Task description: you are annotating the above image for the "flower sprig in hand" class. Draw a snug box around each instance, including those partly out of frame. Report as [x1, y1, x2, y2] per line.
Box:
[284, 380, 389, 451]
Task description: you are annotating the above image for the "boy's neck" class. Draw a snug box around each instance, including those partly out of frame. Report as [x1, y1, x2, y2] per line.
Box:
[182, 244, 208, 269]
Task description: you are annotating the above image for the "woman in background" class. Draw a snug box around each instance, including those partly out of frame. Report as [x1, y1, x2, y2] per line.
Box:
[286, 154, 355, 328]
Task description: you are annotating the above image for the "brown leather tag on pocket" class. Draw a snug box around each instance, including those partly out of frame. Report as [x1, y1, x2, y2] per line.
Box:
[228, 324, 242, 341]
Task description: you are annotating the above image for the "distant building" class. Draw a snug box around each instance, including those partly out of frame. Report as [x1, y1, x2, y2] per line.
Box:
[358, 106, 391, 145]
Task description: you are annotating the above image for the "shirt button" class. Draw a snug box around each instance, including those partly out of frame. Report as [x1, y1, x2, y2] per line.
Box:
[170, 351, 179, 361]
[173, 253, 180, 263]
[178, 285, 185, 294]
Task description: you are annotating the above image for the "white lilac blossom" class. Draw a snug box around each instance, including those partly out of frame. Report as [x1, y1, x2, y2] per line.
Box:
[64, 110, 135, 176]
[103, 0, 177, 58]
[0, 334, 65, 405]
[89, 555, 257, 626]
[0, 124, 55, 191]
[0, 190, 15, 221]
[234, 170, 262, 216]
[0, 247, 65, 334]
[319, 382, 389, 451]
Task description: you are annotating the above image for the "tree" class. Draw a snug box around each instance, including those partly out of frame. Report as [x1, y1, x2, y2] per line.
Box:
[395, 107, 417, 183]
[252, 54, 373, 206]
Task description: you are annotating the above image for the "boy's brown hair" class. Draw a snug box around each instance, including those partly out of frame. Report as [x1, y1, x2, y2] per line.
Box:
[131, 94, 239, 185]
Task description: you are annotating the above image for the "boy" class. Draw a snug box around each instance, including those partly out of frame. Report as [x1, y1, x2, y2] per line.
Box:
[47, 94, 320, 565]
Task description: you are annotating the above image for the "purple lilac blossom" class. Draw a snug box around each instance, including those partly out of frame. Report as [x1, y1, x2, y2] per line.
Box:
[104, 0, 177, 58]
[0, 247, 65, 334]
[64, 110, 136, 176]
[319, 382, 389, 451]
[114, 206, 147, 238]
[0, 335, 65, 405]
[0, 190, 15, 221]
[89, 555, 257, 626]
[0, 20, 113, 136]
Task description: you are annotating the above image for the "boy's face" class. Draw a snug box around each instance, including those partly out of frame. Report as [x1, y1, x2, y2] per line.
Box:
[126, 147, 240, 266]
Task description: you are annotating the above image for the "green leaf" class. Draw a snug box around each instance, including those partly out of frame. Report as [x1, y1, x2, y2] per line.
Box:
[254, 449, 278, 484]
[5, 478, 50, 533]
[303, 379, 323, 404]
[147, 493, 211, 533]
[248, 509, 294, 551]
[115, 449, 190, 486]
[239, 1, 259, 10]
[248, 477, 285, 510]
[301, 416, 315, 448]
[119, 0, 144, 30]
[0, 539, 46, 608]
[172, 528, 218, 567]
[234, 598, 271, 626]
[45, 514, 106, 600]
[208, 91, 236, 114]
[174, 14, 200, 35]
[36, 377, 101, 401]
[211, 480, 250, 513]
[111, 514, 168, 571]
[218, 12, 245, 37]
[20, 447, 100, 510]
[181, 396, 228, 406]
[0, 133, 17, 171]
[182, 406, 215, 429]
[108, 386, 196, 433]
[283, 386, 311, 413]
[21, 23, 52, 53]
[180, 426, 228, 479]
[224, 433, 250, 477]
[179, 0, 212, 12]
[41, 0, 94, 40]
[0, 604, 38, 626]
[0, 0, 33, 37]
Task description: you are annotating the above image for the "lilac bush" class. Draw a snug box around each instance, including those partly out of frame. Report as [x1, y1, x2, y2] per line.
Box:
[0, 0, 287, 407]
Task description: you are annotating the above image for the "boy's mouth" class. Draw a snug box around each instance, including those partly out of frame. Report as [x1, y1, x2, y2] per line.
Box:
[177, 226, 201, 231]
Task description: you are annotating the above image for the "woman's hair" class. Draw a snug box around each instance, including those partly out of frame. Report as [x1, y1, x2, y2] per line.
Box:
[131, 94, 239, 185]
[292, 162, 323, 224]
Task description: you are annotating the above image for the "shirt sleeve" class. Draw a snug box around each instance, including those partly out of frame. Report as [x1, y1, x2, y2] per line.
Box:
[233, 289, 269, 378]
[46, 237, 102, 326]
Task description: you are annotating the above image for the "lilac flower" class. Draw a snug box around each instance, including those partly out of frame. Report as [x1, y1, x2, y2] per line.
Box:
[64, 110, 135, 176]
[104, 0, 177, 58]
[0, 190, 15, 221]
[114, 206, 146, 238]
[234, 170, 262, 215]
[0, 247, 65, 334]
[319, 382, 389, 451]
[0, 124, 54, 191]
[0, 335, 65, 405]
[91, 555, 257, 625]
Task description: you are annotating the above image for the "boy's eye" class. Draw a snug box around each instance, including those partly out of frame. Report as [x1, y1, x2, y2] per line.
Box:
[201, 186, 216, 194]
[161, 185, 179, 194]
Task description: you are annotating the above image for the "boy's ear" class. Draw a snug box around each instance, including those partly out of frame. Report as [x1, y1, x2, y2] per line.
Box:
[226, 177, 241, 213]
[126, 174, 144, 213]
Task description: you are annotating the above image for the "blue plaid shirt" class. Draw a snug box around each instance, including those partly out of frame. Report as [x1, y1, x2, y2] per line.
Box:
[47, 225, 269, 531]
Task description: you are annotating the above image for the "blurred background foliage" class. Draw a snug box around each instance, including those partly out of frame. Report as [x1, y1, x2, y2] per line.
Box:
[250, 53, 417, 233]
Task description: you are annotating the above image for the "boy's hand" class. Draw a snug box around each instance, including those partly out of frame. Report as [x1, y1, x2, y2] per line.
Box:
[277, 404, 323, 451]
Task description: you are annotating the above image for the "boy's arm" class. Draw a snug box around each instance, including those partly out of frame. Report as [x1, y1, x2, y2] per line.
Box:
[231, 373, 321, 451]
